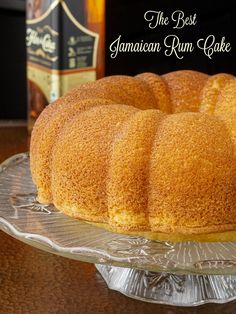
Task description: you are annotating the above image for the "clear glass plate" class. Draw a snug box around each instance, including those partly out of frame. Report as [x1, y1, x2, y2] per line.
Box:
[1, 153, 236, 306]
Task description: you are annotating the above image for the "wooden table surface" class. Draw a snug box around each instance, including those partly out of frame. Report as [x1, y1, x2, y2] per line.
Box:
[0, 126, 236, 314]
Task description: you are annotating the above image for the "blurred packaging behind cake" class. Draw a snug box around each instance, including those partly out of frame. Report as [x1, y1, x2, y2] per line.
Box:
[26, 0, 105, 131]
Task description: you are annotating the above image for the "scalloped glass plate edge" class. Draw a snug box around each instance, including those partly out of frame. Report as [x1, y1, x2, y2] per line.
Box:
[2, 153, 236, 306]
[1, 153, 236, 276]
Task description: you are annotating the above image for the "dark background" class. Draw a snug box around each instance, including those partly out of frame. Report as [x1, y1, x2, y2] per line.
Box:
[1, 0, 236, 120]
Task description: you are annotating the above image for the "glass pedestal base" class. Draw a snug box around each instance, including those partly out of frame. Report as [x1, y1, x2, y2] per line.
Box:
[95, 264, 236, 306]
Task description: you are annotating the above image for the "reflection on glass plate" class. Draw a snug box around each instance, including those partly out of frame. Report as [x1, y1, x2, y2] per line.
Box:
[1, 153, 236, 306]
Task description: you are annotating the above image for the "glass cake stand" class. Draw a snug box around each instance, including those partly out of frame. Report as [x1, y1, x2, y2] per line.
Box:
[1, 153, 236, 306]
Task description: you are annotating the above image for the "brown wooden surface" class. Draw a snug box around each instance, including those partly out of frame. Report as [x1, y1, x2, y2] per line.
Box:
[0, 126, 236, 314]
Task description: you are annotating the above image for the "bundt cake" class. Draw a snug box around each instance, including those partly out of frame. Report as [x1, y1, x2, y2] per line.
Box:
[30, 70, 236, 241]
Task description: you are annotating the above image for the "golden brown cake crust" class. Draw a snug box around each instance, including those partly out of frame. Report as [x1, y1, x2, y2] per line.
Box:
[148, 113, 236, 234]
[162, 70, 209, 113]
[30, 70, 236, 241]
[51, 105, 138, 222]
[135, 72, 172, 113]
[108, 109, 166, 230]
[200, 73, 234, 114]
